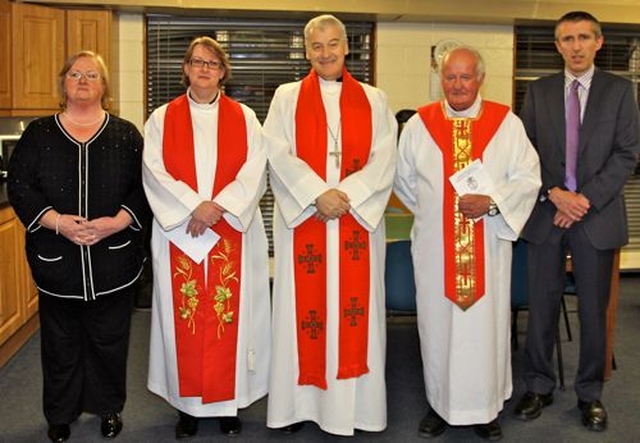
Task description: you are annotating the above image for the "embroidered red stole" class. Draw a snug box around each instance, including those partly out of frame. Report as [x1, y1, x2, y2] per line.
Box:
[163, 93, 247, 402]
[418, 101, 509, 310]
[293, 69, 372, 389]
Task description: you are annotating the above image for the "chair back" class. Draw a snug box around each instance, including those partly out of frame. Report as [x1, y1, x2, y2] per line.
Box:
[384, 240, 417, 312]
[511, 239, 529, 310]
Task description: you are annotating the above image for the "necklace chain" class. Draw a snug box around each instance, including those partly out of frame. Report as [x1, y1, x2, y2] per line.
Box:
[63, 111, 105, 127]
[328, 121, 341, 168]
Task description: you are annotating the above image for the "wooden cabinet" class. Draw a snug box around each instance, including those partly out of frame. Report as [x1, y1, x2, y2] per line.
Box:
[0, 206, 23, 344]
[0, 1, 112, 116]
[1, 1, 65, 115]
[66, 9, 113, 70]
[0, 2, 11, 110]
[0, 205, 38, 367]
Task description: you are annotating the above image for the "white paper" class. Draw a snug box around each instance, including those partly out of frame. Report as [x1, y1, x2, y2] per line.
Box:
[448, 159, 495, 196]
[161, 221, 220, 264]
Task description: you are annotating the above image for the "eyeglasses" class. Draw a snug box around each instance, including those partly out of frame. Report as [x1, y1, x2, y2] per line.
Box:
[67, 71, 101, 82]
[189, 58, 222, 70]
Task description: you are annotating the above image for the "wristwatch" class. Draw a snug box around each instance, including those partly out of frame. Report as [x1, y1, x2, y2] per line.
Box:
[487, 198, 500, 216]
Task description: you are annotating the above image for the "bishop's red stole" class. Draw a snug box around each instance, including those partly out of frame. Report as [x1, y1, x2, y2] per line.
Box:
[293, 69, 372, 389]
[163, 93, 247, 402]
[418, 101, 509, 310]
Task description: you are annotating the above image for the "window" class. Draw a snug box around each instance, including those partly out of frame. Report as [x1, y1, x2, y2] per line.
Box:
[146, 16, 375, 255]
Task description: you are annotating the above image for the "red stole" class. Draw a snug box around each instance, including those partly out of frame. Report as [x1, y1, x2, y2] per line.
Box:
[163, 93, 247, 402]
[293, 69, 372, 389]
[418, 101, 509, 310]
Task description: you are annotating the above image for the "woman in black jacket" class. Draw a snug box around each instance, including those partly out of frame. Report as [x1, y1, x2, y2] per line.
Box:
[8, 50, 149, 443]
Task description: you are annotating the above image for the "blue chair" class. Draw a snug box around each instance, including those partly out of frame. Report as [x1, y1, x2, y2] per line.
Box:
[384, 240, 417, 314]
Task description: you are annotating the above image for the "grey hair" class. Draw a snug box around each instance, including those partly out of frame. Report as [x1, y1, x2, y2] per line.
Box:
[304, 14, 347, 44]
[439, 45, 486, 80]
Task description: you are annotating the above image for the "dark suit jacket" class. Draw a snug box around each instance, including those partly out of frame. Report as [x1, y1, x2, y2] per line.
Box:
[520, 69, 640, 250]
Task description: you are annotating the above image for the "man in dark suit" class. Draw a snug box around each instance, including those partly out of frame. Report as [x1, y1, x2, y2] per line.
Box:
[514, 11, 640, 432]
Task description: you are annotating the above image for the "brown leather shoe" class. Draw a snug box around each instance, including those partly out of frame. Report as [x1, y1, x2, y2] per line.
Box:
[578, 399, 607, 432]
[418, 409, 447, 438]
[513, 391, 553, 420]
[474, 419, 503, 441]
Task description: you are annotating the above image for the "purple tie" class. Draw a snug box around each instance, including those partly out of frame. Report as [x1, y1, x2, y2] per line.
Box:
[565, 80, 581, 191]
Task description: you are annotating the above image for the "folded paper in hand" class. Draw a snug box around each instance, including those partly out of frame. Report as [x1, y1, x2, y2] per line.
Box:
[448, 159, 495, 196]
[161, 221, 220, 264]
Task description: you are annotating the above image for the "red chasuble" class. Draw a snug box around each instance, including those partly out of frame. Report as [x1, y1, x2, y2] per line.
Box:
[418, 101, 509, 310]
[163, 93, 247, 403]
[294, 69, 372, 389]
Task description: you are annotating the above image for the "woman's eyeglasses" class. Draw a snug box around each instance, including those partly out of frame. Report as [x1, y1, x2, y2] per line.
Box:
[189, 58, 222, 70]
[67, 71, 101, 82]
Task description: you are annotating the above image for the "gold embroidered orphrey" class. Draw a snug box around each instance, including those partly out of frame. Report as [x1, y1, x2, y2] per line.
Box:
[452, 118, 477, 309]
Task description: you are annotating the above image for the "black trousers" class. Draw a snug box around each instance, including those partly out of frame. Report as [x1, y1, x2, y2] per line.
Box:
[524, 225, 613, 402]
[38, 288, 134, 425]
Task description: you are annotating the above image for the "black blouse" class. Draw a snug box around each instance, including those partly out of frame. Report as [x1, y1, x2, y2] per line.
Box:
[8, 114, 149, 300]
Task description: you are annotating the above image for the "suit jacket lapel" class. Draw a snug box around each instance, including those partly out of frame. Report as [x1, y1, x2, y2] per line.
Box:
[547, 73, 566, 158]
[580, 69, 604, 155]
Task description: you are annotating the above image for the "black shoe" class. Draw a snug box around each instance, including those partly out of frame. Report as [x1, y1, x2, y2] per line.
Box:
[578, 399, 607, 432]
[474, 419, 503, 441]
[175, 411, 199, 439]
[101, 412, 123, 439]
[220, 416, 242, 436]
[513, 391, 553, 421]
[47, 424, 70, 443]
[418, 409, 447, 438]
[279, 422, 304, 434]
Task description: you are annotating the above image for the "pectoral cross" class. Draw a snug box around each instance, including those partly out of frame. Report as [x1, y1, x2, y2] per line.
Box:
[328, 122, 341, 168]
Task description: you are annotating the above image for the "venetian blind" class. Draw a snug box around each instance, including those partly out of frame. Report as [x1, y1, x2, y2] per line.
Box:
[514, 24, 640, 252]
[146, 15, 375, 256]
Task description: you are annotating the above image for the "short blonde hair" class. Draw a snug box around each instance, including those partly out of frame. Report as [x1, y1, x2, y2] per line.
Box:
[59, 51, 111, 109]
[181, 36, 232, 87]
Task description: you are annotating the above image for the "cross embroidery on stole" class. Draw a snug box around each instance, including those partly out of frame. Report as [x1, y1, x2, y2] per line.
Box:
[298, 244, 322, 274]
[345, 230, 367, 260]
[301, 310, 324, 339]
[345, 158, 362, 177]
[343, 297, 365, 326]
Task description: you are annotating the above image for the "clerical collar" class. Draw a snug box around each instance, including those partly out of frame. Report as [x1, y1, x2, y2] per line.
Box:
[318, 76, 343, 84]
[187, 89, 220, 105]
[444, 94, 482, 118]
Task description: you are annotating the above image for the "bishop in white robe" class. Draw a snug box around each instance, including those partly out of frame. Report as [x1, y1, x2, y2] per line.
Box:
[264, 72, 397, 436]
